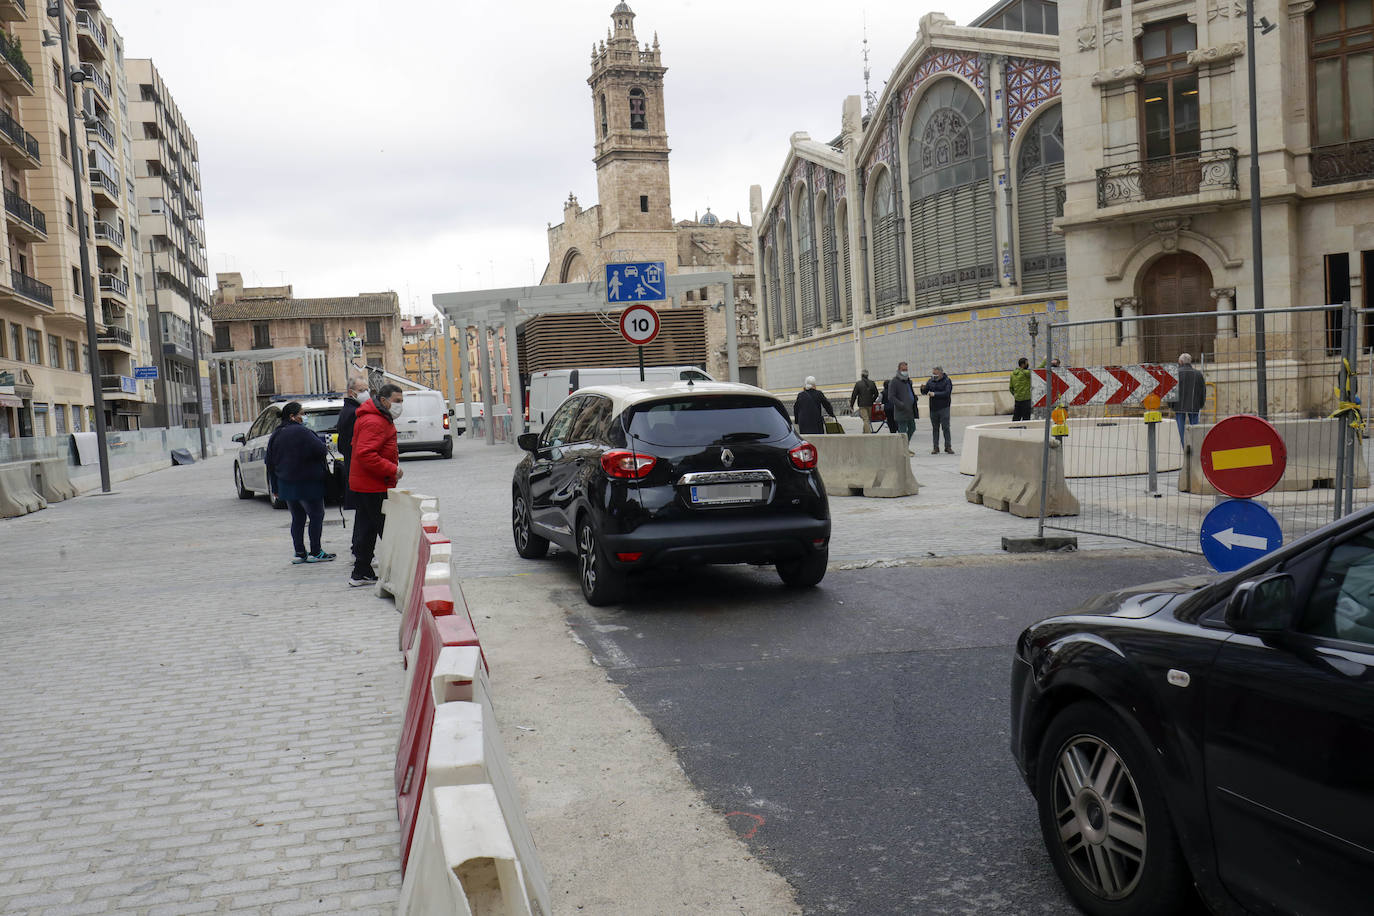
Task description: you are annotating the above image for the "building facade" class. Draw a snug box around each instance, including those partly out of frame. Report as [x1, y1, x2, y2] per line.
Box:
[127, 57, 210, 429]
[753, 6, 1062, 413]
[210, 273, 403, 409]
[540, 3, 759, 383]
[1058, 0, 1373, 413]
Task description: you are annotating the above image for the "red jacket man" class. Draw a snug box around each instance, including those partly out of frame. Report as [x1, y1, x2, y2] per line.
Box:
[349, 385, 404, 585]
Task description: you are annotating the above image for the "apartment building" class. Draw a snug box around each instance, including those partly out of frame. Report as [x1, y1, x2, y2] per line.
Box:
[126, 56, 210, 429]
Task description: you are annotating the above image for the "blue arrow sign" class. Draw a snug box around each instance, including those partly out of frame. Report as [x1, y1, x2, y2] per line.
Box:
[605, 261, 666, 303]
[1201, 499, 1283, 573]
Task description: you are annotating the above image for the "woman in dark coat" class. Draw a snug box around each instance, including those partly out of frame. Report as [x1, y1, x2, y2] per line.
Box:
[265, 401, 336, 564]
[792, 376, 835, 435]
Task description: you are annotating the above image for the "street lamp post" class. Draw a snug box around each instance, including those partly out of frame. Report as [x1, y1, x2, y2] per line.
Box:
[54, 3, 110, 492]
[1246, 0, 1272, 418]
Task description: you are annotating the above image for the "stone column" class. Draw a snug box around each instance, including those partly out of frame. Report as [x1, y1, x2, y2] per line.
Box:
[1210, 287, 1236, 338]
[1114, 296, 1141, 344]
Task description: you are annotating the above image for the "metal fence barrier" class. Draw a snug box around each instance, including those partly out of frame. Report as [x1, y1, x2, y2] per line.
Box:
[1035, 304, 1371, 554]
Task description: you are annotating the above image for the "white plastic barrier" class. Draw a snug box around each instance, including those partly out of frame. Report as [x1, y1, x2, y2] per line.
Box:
[377, 490, 438, 601]
[398, 784, 533, 916]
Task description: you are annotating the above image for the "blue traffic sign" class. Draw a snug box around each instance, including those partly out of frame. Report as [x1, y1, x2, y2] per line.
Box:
[1201, 499, 1283, 572]
[133, 366, 159, 380]
[605, 261, 666, 303]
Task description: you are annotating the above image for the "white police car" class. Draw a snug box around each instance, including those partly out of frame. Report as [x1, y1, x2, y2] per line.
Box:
[232, 397, 346, 507]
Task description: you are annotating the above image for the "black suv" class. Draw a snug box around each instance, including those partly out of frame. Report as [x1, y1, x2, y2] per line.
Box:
[511, 381, 831, 605]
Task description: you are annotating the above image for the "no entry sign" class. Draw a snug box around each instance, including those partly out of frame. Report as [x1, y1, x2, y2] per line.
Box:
[619, 304, 660, 346]
[1201, 415, 1287, 498]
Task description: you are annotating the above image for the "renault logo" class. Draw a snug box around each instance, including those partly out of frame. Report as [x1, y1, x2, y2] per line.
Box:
[720, 448, 735, 468]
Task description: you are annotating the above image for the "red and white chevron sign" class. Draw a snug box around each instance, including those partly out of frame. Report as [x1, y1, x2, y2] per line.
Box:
[1032, 365, 1178, 408]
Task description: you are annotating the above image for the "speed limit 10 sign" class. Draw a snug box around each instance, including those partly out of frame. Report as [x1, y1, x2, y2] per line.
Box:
[619, 304, 661, 346]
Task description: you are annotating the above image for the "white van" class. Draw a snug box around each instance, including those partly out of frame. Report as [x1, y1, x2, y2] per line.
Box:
[526, 365, 712, 432]
[395, 389, 453, 458]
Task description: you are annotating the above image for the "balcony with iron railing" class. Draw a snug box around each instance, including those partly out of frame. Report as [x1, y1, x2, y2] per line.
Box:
[80, 64, 110, 101]
[99, 272, 129, 299]
[0, 107, 39, 166]
[87, 116, 116, 152]
[1311, 139, 1374, 187]
[94, 219, 124, 248]
[1097, 148, 1239, 210]
[97, 325, 132, 348]
[3, 187, 45, 240]
[89, 166, 120, 202]
[100, 374, 138, 395]
[76, 10, 108, 55]
[0, 29, 34, 93]
[11, 268, 52, 307]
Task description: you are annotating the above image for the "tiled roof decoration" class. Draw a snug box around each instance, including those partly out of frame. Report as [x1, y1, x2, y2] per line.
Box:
[212, 294, 400, 321]
[865, 49, 987, 177]
[1005, 57, 1061, 140]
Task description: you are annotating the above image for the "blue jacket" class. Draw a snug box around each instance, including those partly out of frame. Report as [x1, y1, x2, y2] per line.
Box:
[265, 420, 328, 490]
[921, 374, 953, 411]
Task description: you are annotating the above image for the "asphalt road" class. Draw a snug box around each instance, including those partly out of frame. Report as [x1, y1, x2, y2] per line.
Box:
[553, 551, 1213, 915]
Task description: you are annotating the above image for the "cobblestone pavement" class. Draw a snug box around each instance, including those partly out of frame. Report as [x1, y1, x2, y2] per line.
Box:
[0, 456, 403, 915]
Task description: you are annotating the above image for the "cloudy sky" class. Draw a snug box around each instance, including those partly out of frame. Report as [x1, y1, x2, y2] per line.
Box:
[112, 0, 992, 316]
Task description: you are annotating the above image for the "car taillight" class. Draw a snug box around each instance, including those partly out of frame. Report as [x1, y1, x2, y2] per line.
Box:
[601, 450, 656, 479]
[442, 414, 450, 430]
[789, 442, 818, 470]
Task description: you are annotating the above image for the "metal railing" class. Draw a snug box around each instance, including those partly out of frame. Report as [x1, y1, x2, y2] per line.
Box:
[80, 64, 110, 99]
[3, 188, 45, 235]
[98, 326, 132, 347]
[76, 11, 108, 51]
[1311, 138, 1374, 187]
[1097, 147, 1239, 208]
[93, 219, 124, 247]
[89, 167, 120, 200]
[87, 118, 116, 152]
[11, 269, 52, 307]
[0, 29, 33, 87]
[99, 273, 129, 297]
[0, 107, 39, 161]
[100, 374, 137, 394]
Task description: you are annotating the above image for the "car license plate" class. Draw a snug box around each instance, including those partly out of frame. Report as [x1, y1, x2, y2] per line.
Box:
[690, 483, 764, 505]
[398, 431, 416, 440]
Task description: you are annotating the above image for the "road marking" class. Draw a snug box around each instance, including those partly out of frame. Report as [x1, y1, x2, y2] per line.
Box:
[1212, 527, 1268, 551]
[1210, 445, 1273, 471]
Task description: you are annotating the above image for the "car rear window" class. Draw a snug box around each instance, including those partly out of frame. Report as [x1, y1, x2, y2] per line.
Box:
[626, 395, 792, 446]
[302, 409, 341, 433]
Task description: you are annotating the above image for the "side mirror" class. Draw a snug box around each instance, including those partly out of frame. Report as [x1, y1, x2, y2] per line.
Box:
[231, 433, 245, 444]
[1225, 573, 1295, 634]
[517, 432, 540, 453]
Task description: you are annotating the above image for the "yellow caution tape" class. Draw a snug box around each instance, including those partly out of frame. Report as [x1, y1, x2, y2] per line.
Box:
[1330, 400, 1365, 431]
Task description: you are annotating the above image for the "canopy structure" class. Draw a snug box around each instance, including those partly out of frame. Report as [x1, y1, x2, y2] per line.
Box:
[208, 346, 334, 423]
[432, 271, 738, 446]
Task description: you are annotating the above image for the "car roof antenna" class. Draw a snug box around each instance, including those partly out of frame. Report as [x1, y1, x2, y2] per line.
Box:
[687, 378, 695, 387]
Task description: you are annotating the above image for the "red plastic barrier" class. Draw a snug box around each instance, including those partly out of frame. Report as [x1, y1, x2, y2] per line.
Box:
[397, 532, 450, 652]
[396, 598, 486, 872]
[400, 583, 452, 654]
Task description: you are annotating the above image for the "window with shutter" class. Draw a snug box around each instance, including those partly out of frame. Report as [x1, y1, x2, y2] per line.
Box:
[781, 219, 797, 336]
[766, 242, 782, 341]
[796, 186, 819, 333]
[822, 196, 839, 327]
[1017, 105, 1068, 294]
[839, 203, 853, 322]
[907, 78, 997, 308]
[871, 168, 901, 318]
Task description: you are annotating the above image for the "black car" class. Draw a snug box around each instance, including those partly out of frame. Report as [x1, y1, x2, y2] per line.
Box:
[1011, 507, 1374, 916]
[510, 381, 831, 605]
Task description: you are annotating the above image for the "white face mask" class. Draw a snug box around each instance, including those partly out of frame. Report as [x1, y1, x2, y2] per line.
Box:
[388, 400, 403, 418]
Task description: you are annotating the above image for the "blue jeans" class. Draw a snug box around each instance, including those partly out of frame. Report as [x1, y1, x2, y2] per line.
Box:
[1175, 411, 1199, 446]
[288, 498, 325, 556]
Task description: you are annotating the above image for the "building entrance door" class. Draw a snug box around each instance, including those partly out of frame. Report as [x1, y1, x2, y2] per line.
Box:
[1140, 251, 1215, 363]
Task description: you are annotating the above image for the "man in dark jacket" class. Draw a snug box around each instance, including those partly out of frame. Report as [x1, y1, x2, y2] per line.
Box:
[849, 370, 879, 433]
[265, 401, 335, 563]
[348, 384, 405, 587]
[921, 366, 955, 454]
[1174, 353, 1206, 445]
[793, 376, 834, 435]
[888, 362, 918, 453]
[335, 374, 368, 510]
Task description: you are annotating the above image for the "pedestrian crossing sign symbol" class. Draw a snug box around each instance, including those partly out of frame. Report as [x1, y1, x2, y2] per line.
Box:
[606, 261, 666, 303]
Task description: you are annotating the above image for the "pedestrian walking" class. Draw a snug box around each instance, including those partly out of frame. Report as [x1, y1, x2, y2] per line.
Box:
[336, 373, 368, 510]
[792, 377, 835, 435]
[349, 383, 406, 587]
[879, 380, 899, 433]
[921, 366, 955, 454]
[1010, 357, 1033, 422]
[888, 362, 918, 455]
[1174, 353, 1207, 446]
[849, 370, 879, 433]
[265, 401, 336, 564]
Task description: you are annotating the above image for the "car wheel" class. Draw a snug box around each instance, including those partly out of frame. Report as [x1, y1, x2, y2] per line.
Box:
[440, 438, 453, 459]
[776, 547, 828, 587]
[512, 489, 548, 559]
[577, 516, 624, 606]
[1035, 702, 1190, 916]
[234, 464, 254, 500]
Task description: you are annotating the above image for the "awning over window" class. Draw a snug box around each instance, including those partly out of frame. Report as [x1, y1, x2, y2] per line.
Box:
[0, 393, 23, 408]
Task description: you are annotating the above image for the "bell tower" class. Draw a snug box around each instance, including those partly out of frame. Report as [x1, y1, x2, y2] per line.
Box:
[588, 3, 674, 243]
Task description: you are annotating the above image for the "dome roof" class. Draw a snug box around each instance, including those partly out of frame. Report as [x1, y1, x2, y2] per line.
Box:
[612, 2, 633, 13]
[699, 208, 719, 226]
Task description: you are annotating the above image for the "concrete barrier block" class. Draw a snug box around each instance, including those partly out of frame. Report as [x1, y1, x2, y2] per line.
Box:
[966, 432, 1079, 518]
[31, 458, 78, 502]
[398, 784, 534, 916]
[1179, 417, 1370, 494]
[809, 433, 919, 498]
[0, 463, 46, 518]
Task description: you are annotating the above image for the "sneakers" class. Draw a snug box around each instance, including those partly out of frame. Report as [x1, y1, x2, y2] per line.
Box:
[304, 551, 336, 563]
[349, 571, 378, 588]
[292, 554, 308, 565]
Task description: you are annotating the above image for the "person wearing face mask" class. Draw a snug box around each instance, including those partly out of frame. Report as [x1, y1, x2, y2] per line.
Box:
[265, 401, 336, 564]
[849, 369, 879, 433]
[336, 374, 369, 511]
[348, 383, 406, 587]
[888, 362, 918, 455]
